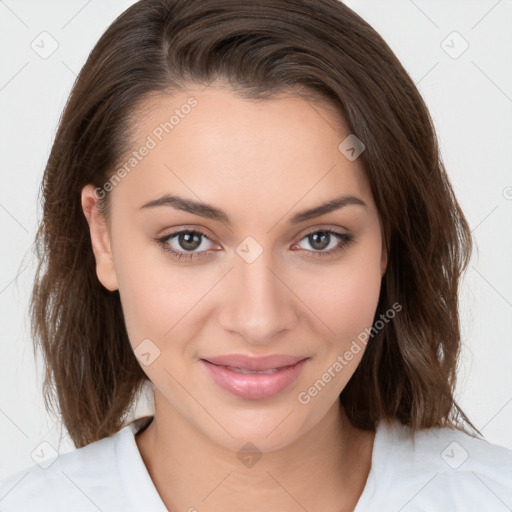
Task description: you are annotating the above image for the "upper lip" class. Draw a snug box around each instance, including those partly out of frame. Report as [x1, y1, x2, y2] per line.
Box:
[202, 354, 308, 371]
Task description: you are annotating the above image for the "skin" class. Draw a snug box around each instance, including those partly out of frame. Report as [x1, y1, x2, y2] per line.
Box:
[81, 83, 387, 512]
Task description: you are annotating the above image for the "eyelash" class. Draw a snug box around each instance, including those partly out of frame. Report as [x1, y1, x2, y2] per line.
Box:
[155, 228, 354, 262]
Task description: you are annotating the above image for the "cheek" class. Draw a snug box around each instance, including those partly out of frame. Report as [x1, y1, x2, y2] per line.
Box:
[110, 224, 191, 348]
[292, 239, 383, 411]
[299, 236, 383, 346]
[116, 257, 201, 350]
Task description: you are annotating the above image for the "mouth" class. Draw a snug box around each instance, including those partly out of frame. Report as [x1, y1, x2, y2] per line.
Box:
[219, 366, 281, 375]
[199, 354, 309, 400]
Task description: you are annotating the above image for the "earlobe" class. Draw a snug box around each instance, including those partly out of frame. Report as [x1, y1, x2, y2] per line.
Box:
[81, 184, 119, 291]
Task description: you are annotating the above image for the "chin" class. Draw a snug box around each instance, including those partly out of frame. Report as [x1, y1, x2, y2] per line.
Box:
[194, 394, 331, 454]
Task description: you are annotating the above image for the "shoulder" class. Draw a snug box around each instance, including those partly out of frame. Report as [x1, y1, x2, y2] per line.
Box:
[0, 426, 127, 511]
[369, 419, 512, 510]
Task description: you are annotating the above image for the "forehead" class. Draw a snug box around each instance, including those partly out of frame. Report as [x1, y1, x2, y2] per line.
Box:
[111, 86, 374, 225]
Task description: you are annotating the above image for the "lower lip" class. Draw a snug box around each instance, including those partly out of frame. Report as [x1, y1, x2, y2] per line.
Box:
[200, 359, 308, 400]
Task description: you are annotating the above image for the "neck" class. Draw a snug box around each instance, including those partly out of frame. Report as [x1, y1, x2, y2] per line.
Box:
[136, 394, 375, 512]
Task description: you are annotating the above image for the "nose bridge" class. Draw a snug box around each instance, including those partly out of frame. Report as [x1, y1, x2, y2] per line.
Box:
[219, 242, 298, 343]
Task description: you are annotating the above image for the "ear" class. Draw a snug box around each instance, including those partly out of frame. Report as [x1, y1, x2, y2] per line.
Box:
[81, 184, 119, 291]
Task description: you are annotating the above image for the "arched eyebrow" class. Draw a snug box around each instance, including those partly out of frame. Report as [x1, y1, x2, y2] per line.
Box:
[139, 194, 366, 226]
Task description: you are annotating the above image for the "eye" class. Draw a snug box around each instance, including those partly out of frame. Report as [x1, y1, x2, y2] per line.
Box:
[156, 229, 217, 262]
[292, 229, 354, 259]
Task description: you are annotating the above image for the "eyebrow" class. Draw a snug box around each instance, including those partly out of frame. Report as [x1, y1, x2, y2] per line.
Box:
[139, 193, 367, 225]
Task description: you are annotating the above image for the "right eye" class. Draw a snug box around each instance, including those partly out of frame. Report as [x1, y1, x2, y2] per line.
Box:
[156, 229, 218, 261]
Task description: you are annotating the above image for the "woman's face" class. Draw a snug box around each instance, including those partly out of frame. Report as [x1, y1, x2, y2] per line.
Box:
[83, 84, 387, 452]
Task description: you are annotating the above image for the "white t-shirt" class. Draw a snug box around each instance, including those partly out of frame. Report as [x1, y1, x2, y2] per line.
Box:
[1, 415, 511, 511]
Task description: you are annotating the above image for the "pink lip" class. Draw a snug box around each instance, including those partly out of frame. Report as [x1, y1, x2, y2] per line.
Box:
[199, 354, 309, 400]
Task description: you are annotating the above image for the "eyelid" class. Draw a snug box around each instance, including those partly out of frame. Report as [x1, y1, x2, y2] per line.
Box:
[295, 223, 351, 239]
[156, 224, 216, 239]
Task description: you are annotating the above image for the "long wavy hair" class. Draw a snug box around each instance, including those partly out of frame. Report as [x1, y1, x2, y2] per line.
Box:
[30, 0, 479, 448]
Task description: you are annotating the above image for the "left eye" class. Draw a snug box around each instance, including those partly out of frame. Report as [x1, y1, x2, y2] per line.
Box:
[295, 229, 349, 253]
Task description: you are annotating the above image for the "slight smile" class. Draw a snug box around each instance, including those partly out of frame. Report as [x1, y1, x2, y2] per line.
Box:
[199, 354, 310, 400]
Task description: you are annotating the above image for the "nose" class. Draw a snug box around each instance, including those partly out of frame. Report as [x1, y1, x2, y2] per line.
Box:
[218, 248, 299, 346]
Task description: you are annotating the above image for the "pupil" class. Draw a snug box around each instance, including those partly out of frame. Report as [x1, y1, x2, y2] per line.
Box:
[180, 232, 201, 251]
[310, 232, 329, 250]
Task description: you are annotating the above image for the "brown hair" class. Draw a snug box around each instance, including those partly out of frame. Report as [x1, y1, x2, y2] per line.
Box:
[30, 0, 479, 448]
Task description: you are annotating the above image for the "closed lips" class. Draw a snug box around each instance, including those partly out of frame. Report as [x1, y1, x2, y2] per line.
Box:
[200, 355, 309, 400]
[213, 365, 292, 375]
[201, 354, 308, 371]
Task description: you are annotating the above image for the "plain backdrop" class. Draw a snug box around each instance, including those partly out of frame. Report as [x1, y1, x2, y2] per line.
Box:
[0, 0, 511, 481]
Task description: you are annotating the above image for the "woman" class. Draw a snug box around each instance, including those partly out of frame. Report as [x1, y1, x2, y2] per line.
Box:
[1, 0, 510, 510]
